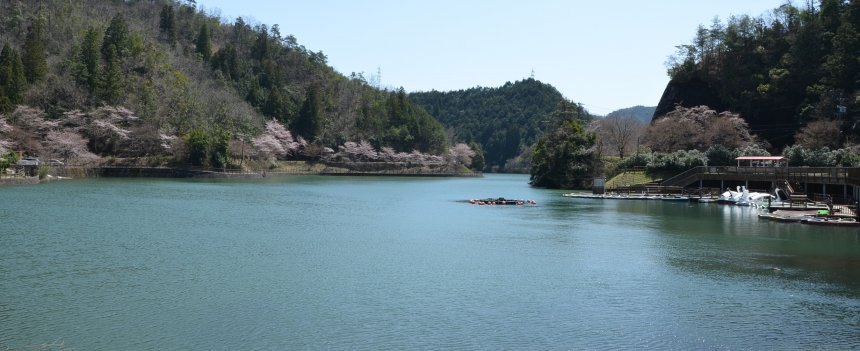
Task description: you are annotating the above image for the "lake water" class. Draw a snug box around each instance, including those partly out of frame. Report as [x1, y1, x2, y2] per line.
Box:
[1, 174, 859, 350]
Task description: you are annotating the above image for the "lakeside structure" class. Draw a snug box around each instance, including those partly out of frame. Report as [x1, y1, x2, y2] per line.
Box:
[657, 156, 860, 204]
[598, 156, 860, 209]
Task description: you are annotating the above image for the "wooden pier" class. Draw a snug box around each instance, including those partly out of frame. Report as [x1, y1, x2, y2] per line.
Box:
[660, 165, 860, 204]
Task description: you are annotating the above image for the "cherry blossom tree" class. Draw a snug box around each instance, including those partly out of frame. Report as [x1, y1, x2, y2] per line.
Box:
[331, 141, 358, 162]
[352, 140, 378, 161]
[253, 134, 286, 161]
[84, 106, 143, 155]
[0, 118, 12, 133]
[7, 106, 58, 136]
[44, 131, 99, 164]
[0, 118, 13, 153]
[379, 146, 397, 162]
[448, 143, 475, 167]
[326, 139, 450, 165]
[0, 139, 13, 154]
[646, 105, 755, 152]
[159, 133, 176, 151]
[331, 140, 383, 162]
[252, 120, 299, 161]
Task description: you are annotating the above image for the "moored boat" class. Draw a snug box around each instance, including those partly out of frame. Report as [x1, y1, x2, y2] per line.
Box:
[757, 213, 811, 223]
[800, 217, 860, 227]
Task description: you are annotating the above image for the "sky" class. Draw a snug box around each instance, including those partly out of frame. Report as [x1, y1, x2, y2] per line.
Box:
[195, 0, 790, 115]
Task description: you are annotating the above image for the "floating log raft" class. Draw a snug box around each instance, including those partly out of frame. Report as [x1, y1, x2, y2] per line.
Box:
[468, 197, 537, 206]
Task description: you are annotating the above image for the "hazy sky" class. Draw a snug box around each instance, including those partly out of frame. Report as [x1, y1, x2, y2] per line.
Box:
[196, 0, 790, 115]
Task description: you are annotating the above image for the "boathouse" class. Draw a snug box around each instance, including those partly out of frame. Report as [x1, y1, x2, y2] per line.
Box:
[660, 156, 860, 204]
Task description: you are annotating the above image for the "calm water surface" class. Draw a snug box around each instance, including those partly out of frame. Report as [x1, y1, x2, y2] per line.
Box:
[1, 174, 859, 350]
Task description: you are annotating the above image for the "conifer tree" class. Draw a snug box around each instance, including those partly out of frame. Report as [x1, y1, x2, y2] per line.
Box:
[263, 86, 294, 122]
[102, 14, 129, 59]
[22, 18, 47, 83]
[159, 5, 177, 46]
[0, 44, 27, 106]
[293, 84, 323, 140]
[820, 0, 843, 36]
[196, 22, 211, 61]
[252, 25, 270, 61]
[99, 45, 124, 104]
[211, 44, 239, 80]
[76, 27, 100, 94]
[0, 44, 15, 111]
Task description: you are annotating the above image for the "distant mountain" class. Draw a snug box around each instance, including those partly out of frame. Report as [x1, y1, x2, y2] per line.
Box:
[605, 106, 655, 124]
[411, 78, 590, 171]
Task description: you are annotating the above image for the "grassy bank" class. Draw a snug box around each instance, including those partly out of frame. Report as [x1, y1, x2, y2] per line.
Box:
[605, 170, 660, 189]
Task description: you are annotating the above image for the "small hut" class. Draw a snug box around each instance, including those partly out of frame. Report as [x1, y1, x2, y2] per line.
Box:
[16, 157, 41, 177]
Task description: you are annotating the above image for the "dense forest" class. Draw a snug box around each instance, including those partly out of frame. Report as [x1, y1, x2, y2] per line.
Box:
[410, 78, 593, 171]
[658, 0, 860, 150]
[0, 0, 449, 169]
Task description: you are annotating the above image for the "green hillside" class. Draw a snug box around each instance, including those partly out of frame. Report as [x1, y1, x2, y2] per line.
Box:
[410, 78, 592, 171]
[0, 0, 447, 168]
[658, 0, 860, 149]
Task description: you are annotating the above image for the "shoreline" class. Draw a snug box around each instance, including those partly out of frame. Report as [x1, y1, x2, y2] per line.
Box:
[0, 177, 40, 186]
[94, 165, 482, 179]
[1, 162, 482, 186]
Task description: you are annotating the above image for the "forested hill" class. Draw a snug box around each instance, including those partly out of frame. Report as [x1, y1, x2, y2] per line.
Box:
[605, 105, 655, 124]
[410, 78, 588, 171]
[0, 0, 447, 166]
[657, 0, 860, 149]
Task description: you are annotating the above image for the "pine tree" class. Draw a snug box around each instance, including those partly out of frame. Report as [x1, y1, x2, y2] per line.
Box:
[22, 18, 47, 83]
[211, 44, 239, 80]
[0, 44, 27, 106]
[102, 14, 129, 60]
[159, 5, 177, 46]
[98, 45, 124, 104]
[820, 0, 843, 36]
[293, 84, 323, 140]
[0, 44, 15, 111]
[263, 86, 293, 121]
[196, 22, 211, 61]
[76, 27, 100, 94]
[0, 44, 12, 102]
[10, 49, 26, 104]
[251, 25, 270, 61]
